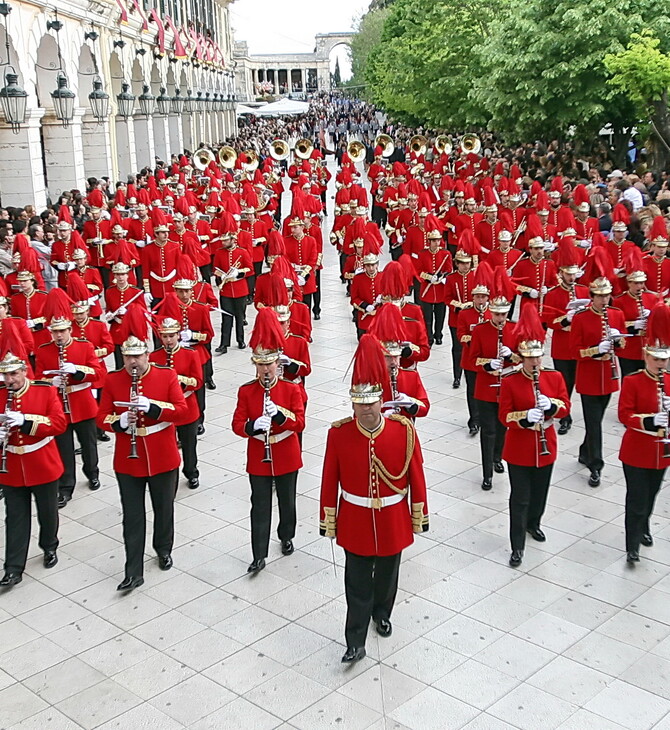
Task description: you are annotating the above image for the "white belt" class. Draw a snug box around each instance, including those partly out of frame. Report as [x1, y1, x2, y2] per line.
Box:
[253, 430, 292, 445]
[149, 269, 176, 282]
[7, 436, 53, 454]
[341, 490, 405, 509]
[66, 382, 92, 394]
[135, 422, 171, 437]
[185, 391, 193, 398]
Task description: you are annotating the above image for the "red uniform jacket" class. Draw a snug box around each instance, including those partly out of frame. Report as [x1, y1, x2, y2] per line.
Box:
[0, 316, 34, 356]
[499, 368, 570, 467]
[105, 285, 146, 345]
[399, 302, 430, 369]
[486, 247, 522, 272]
[475, 219, 502, 253]
[71, 317, 114, 388]
[573, 217, 599, 242]
[281, 333, 311, 403]
[35, 339, 104, 424]
[240, 219, 270, 264]
[231, 376, 305, 477]
[471, 320, 517, 402]
[0, 381, 66, 487]
[605, 239, 636, 296]
[350, 271, 381, 332]
[127, 217, 154, 246]
[513, 258, 558, 311]
[72, 266, 104, 317]
[150, 345, 202, 425]
[542, 283, 590, 360]
[319, 414, 429, 556]
[382, 368, 430, 418]
[97, 363, 188, 477]
[417, 249, 453, 304]
[405, 226, 430, 275]
[614, 290, 657, 361]
[289, 300, 312, 341]
[643, 255, 670, 295]
[571, 305, 626, 395]
[458, 306, 491, 370]
[213, 245, 252, 298]
[141, 240, 181, 299]
[499, 207, 528, 239]
[619, 369, 670, 470]
[284, 234, 318, 295]
[82, 218, 111, 268]
[444, 270, 476, 328]
[10, 290, 50, 348]
[455, 212, 482, 238]
[51, 232, 85, 287]
[168, 299, 215, 365]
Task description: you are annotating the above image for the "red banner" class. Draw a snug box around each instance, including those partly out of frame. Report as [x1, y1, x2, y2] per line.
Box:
[148, 9, 165, 56]
[115, 0, 128, 24]
[165, 16, 187, 60]
[128, 0, 149, 32]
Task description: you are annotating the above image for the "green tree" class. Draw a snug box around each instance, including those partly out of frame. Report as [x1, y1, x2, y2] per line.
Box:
[348, 6, 391, 98]
[332, 57, 342, 87]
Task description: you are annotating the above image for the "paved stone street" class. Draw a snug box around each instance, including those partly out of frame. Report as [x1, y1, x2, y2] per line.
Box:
[1, 162, 670, 730]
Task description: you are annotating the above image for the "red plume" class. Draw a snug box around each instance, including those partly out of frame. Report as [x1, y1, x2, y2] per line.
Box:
[249, 308, 285, 352]
[271, 256, 300, 292]
[525, 214, 543, 239]
[351, 333, 389, 391]
[265, 274, 289, 307]
[66, 272, 92, 303]
[154, 292, 182, 320]
[0, 318, 28, 363]
[556, 238, 580, 269]
[583, 246, 615, 283]
[267, 230, 286, 257]
[612, 203, 630, 225]
[650, 216, 668, 241]
[550, 176, 563, 194]
[88, 189, 105, 209]
[493, 266, 516, 301]
[57, 205, 73, 224]
[573, 184, 590, 207]
[556, 207, 576, 232]
[44, 288, 75, 324]
[623, 246, 645, 275]
[473, 261, 494, 291]
[382, 260, 411, 298]
[0, 278, 7, 299]
[119, 303, 152, 342]
[18, 246, 40, 275]
[457, 229, 481, 256]
[646, 302, 670, 347]
[535, 190, 550, 212]
[513, 301, 545, 345]
[369, 302, 408, 343]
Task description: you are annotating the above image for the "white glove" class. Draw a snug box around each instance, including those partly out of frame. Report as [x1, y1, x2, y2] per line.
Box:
[537, 394, 551, 411]
[67, 261, 77, 271]
[52, 375, 63, 388]
[56, 262, 67, 271]
[490, 358, 503, 371]
[279, 354, 291, 366]
[609, 328, 621, 338]
[529, 288, 539, 299]
[265, 400, 278, 417]
[5, 411, 24, 428]
[566, 309, 576, 322]
[397, 235, 404, 244]
[133, 395, 151, 412]
[576, 269, 585, 278]
[180, 329, 193, 342]
[26, 319, 34, 329]
[135, 239, 146, 248]
[60, 362, 77, 374]
[526, 408, 543, 424]
[431, 275, 438, 284]
[253, 415, 271, 432]
[634, 319, 647, 330]
[354, 267, 364, 275]
[144, 292, 153, 307]
[543, 243, 555, 252]
[598, 339, 613, 354]
[297, 275, 306, 286]
[396, 392, 413, 405]
[103, 311, 115, 322]
[506, 268, 513, 277]
[578, 239, 591, 249]
[654, 412, 669, 428]
[91, 389, 98, 399]
[365, 304, 375, 313]
[540, 286, 548, 296]
[662, 395, 670, 411]
[643, 308, 651, 318]
[499, 345, 512, 358]
[119, 411, 129, 429]
[118, 306, 128, 316]
[0, 426, 8, 441]
[87, 296, 98, 306]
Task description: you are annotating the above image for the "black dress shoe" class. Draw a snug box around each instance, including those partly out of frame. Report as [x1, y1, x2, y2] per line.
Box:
[117, 576, 144, 591]
[341, 647, 366, 664]
[588, 470, 601, 487]
[641, 533, 653, 547]
[57, 492, 72, 509]
[97, 431, 111, 442]
[215, 344, 227, 354]
[197, 424, 205, 436]
[494, 461, 505, 474]
[435, 337, 443, 345]
[481, 478, 492, 491]
[558, 422, 570, 435]
[74, 447, 82, 456]
[243, 319, 248, 326]
[452, 378, 461, 389]
[158, 554, 173, 571]
[247, 558, 266, 573]
[237, 341, 246, 350]
[374, 618, 392, 637]
[0, 572, 22, 587]
[188, 477, 199, 490]
[43, 551, 58, 569]
[314, 313, 321, 320]
[626, 550, 640, 564]
[527, 527, 546, 542]
[281, 540, 294, 556]
[468, 425, 480, 437]
[89, 478, 101, 491]
[509, 550, 523, 567]
[205, 379, 216, 390]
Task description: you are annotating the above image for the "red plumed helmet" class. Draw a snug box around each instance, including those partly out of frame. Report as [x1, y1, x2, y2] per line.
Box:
[267, 230, 286, 257]
[0, 317, 29, 365]
[119, 303, 152, 343]
[380, 260, 410, 299]
[556, 238, 580, 270]
[650, 216, 669, 242]
[573, 184, 590, 208]
[368, 302, 408, 354]
[510, 164, 523, 182]
[17, 246, 40, 275]
[482, 186, 499, 208]
[350, 333, 389, 402]
[473, 260, 494, 293]
[646, 302, 670, 351]
[612, 202, 631, 225]
[535, 190, 550, 212]
[154, 292, 182, 320]
[88, 189, 105, 209]
[549, 176, 563, 194]
[66, 272, 92, 304]
[12, 233, 30, 254]
[623, 245, 646, 276]
[513, 300, 546, 355]
[249, 307, 285, 360]
[556, 207, 576, 233]
[525, 214, 544, 240]
[456, 229, 481, 256]
[492, 265, 516, 302]
[44, 288, 75, 327]
[57, 204, 73, 224]
[137, 188, 151, 206]
[584, 246, 615, 283]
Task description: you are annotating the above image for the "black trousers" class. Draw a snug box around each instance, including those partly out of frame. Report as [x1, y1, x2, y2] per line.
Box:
[579, 393, 611, 472]
[623, 463, 665, 552]
[98, 266, 110, 289]
[117, 469, 177, 578]
[412, 280, 421, 305]
[371, 204, 387, 228]
[302, 293, 313, 312]
[2, 480, 59, 573]
[390, 244, 403, 261]
[312, 269, 321, 316]
[220, 295, 246, 347]
[508, 463, 553, 552]
[199, 263, 212, 282]
[478, 400, 505, 480]
[464, 370, 479, 429]
[420, 301, 446, 343]
[553, 359, 576, 428]
[339, 251, 347, 281]
[344, 550, 401, 648]
[620, 358, 643, 378]
[249, 471, 298, 560]
[178, 420, 199, 480]
[449, 326, 463, 380]
[248, 261, 263, 299]
[203, 345, 213, 384]
[55, 418, 99, 496]
[114, 345, 123, 370]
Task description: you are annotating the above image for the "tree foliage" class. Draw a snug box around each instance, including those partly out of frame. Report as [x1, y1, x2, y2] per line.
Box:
[348, 7, 391, 96]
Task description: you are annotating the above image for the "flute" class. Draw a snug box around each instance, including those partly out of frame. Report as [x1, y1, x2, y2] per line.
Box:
[532, 365, 551, 456]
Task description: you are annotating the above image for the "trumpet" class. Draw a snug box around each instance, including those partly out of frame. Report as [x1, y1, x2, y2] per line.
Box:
[0, 389, 15, 473]
[57, 343, 71, 415]
[532, 365, 551, 456]
[128, 366, 139, 459]
[261, 372, 272, 464]
[347, 140, 366, 164]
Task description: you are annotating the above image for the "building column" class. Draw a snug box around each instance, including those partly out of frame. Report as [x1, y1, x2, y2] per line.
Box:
[301, 68, 306, 92]
[41, 107, 87, 198]
[182, 113, 194, 152]
[115, 115, 137, 179]
[168, 113, 184, 157]
[81, 115, 113, 181]
[133, 115, 156, 171]
[272, 69, 278, 95]
[152, 115, 170, 163]
[0, 107, 46, 209]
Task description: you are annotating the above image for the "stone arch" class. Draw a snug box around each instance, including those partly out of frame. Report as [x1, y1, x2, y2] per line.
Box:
[77, 43, 98, 107]
[34, 33, 61, 110]
[130, 57, 144, 98]
[314, 32, 354, 62]
[166, 64, 176, 95]
[109, 51, 123, 98]
[150, 60, 162, 95]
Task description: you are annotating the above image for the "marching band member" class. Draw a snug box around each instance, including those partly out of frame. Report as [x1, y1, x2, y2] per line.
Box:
[231, 309, 305, 574]
[0, 278, 34, 356]
[0, 329, 66, 588]
[486, 229, 523, 273]
[51, 217, 83, 288]
[284, 209, 318, 313]
[643, 217, 670, 294]
[97, 307, 188, 592]
[513, 235, 557, 314]
[71, 248, 104, 318]
[499, 306, 570, 567]
[417, 228, 452, 346]
[10, 248, 50, 349]
[350, 246, 381, 339]
[319, 334, 428, 663]
[141, 210, 180, 306]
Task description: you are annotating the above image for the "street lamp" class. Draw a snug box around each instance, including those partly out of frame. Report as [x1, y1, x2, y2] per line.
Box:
[183, 89, 194, 114]
[51, 70, 75, 128]
[0, 66, 27, 133]
[195, 91, 204, 113]
[156, 86, 170, 116]
[116, 82, 135, 120]
[88, 75, 109, 122]
[138, 84, 154, 117]
[170, 87, 184, 115]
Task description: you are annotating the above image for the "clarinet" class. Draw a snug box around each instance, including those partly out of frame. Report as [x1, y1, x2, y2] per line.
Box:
[635, 291, 647, 337]
[532, 365, 551, 456]
[0, 389, 15, 473]
[602, 308, 619, 380]
[57, 343, 71, 415]
[658, 368, 670, 458]
[261, 372, 273, 464]
[128, 366, 139, 459]
[390, 363, 401, 414]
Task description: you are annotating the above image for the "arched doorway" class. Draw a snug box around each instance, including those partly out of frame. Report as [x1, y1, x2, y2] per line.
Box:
[328, 42, 352, 91]
[151, 61, 169, 164]
[78, 44, 113, 182]
[111, 50, 137, 179]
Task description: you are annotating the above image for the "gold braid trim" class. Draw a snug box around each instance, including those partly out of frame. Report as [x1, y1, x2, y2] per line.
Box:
[320, 506, 337, 537]
[371, 414, 414, 492]
[412, 502, 428, 533]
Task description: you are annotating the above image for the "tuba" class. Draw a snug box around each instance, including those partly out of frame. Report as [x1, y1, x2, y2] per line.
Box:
[460, 134, 481, 154]
[218, 145, 237, 169]
[434, 135, 452, 156]
[294, 138, 313, 159]
[347, 140, 367, 163]
[409, 134, 428, 156]
[242, 149, 259, 172]
[269, 138, 290, 161]
[374, 133, 394, 158]
[193, 147, 215, 171]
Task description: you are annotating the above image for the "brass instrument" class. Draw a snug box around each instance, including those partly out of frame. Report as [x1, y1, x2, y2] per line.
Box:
[434, 135, 452, 156]
[409, 134, 428, 156]
[460, 134, 482, 154]
[261, 372, 272, 464]
[128, 366, 139, 459]
[658, 368, 670, 458]
[193, 147, 215, 171]
[218, 145, 237, 169]
[347, 140, 366, 164]
[269, 138, 290, 161]
[294, 138, 313, 160]
[242, 150, 259, 172]
[532, 365, 551, 456]
[375, 133, 394, 158]
[635, 291, 647, 336]
[57, 343, 71, 415]
[0, 389, 15, 473]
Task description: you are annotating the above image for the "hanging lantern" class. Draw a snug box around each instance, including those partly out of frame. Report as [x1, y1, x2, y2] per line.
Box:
[170, 87, 184, 115]
[138, 85, 154, 117]
[51, 71, 76, 128]
[195, 91, 204, 113]
[88, 75, 109, 122]
[156, 87, 170, 116]
[183, 89, 195, 114]
[116, 82, 135, 120]
[0, 66, 28, 133]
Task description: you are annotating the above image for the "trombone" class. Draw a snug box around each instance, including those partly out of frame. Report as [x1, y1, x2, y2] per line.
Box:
[347, 140, 366, 163]
[294, 138, 313, 159]
[374, 133, 394, 158]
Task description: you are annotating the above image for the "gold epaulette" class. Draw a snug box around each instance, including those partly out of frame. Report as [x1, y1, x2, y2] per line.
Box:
[388, 413, 413, 428]
[242, 378, 258, 386]
[37, 342, 52, 349]
[331, 416, 353, 428]
[152, 364, 170, 370]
